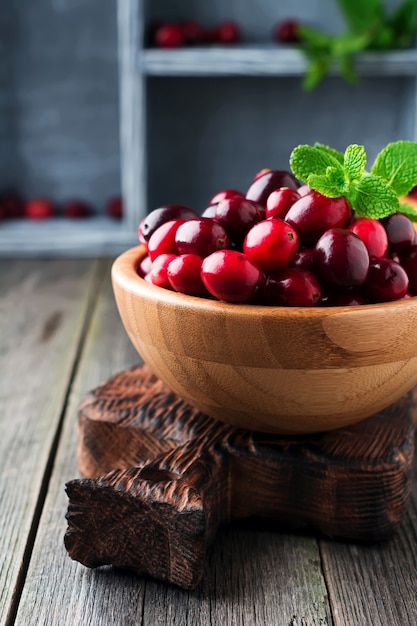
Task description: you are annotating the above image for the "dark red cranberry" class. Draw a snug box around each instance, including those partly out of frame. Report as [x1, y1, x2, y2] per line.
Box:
[106, 196, 123, 219]
[243, 219, 298, 272]
[290, 247, 314, 271]
[285, 190, 351, 246]
[297, 184, 310, 196]
[246, 169, 299, 206]
[63, 199, 92, 218]
[215, 197, 262, 244]
[150, 253, 177, 289]
[322, 291, 367, 306]
[25, 198, 54, 220]
[139, 205, 197, 242]
[201, 204, 218, 218]
[313, 228, 370, 288]
[408, 186, 417, 200]
[214, 21, 241, 44]
[273, 19, 301, 44]
[263, 267, 322, 306]
[154, 23, 185, 48]
[0, 192, 24, 218]
[348, 216, 388, 259]
[175, 217, 230, 257]
[253, 168, 271, 182]
[365, 258, 409, 302]
[136, 254, 152, 278]
[201, 250, 263, 303]
[400, 244, 417, 294]
[182, 20, 205, 45]
[167, 254, 208, 296]
[147, 219, 185, 261]
[209, 188, 245, 204]
[380, 212, 415, 254]
[265, 187, 300, 219]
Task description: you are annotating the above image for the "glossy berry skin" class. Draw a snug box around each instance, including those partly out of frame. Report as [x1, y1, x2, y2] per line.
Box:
[136, 254, 152, 278]
[348, 216, 388, 259]
[150, 253, 177, 289]
[265, 187, 300, 219]
[175, 217, 230, 257]
[147, 219, 185, 261]
[263, 267, 322, 307]
[201, 250, 263, 303]
[246, 169, 299, 206]
[201, 204, 218, 218]
[380, 212, 415, 254]
[290, 248, 314, 272]
[285, 190, 351, 246]
[154, 23, 185, 48]
[273, 19, 301, 44]
[215, 197, 263, 244]
[322, 291, 367, 306]
[25, 198, 54, 220]
[365, 258, 409, 302]
[243, 219, 299, 272]
[313, 228, 370, 288]
[106, 196, 123, 219]
[400, 244, 417, 294]
[140, 205, 197, 242]
[214, 21, 241, 44]
[167, 254, 207, 296]
[209, 188, 244, 204]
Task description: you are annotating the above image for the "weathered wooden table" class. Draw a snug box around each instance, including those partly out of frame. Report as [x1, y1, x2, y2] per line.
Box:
[2, 257, 417, 626]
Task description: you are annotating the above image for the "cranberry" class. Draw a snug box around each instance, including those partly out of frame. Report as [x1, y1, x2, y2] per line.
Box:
[263, 267, 322, 306]
[150, 253, 177, 289]
[136, 254, 152, 278]
[63, 199, 92, 218]
[285, 190, 351, 246]
[167, 254, 208, 296]
[215, 197, 263, 244]
[106, 196, 123, 219]
[147, 219, 185, 261]
[291, 247, 314, 271]
[209, 188, 245, 204]
[313, 228, 370, 288]
[273, 19, 301, 44]
[246, 169, 299, 206]
[400, 244, 417, 294]
[154, 23, 185, 48]
[25, 198, 54, 220]
[253, 168, 271, 181]
[201, 250, 263, 303]
[322, 291, 367, 306]
[243, 219, 299, 272]
[0, 192, 24, 218]
[348, 216, 388, 259]
[297, 184, 310, 196]
[365, 258, 409, 302]
[214, 21, 241, 44]
[182, 20, 205, 45]
[381, 212, 415, 254]
[265, 187, 300, 219]
[139, 204, 197, 242]
[201, 204, 218, 218]
[175, 217, 230, 257]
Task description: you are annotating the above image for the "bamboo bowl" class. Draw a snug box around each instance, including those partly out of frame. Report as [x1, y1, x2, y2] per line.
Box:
[112, 245, 417, 434]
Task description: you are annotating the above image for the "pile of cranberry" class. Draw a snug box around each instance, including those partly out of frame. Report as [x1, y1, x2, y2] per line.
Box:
[136, 168, 417, 306]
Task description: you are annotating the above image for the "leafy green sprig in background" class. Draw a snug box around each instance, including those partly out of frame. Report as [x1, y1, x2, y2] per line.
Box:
[297, 0, 417, 89]
[289, 140, 417, 220]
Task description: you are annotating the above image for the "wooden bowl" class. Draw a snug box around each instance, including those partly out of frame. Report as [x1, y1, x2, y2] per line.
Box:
[112, 245, 417, 434]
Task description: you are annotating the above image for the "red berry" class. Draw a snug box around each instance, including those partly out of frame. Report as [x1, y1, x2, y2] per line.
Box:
[273, 19, 301, 44]
[246, 169, 299, 206]
[381, 212, 415, 254]
[209, 188, 245, 204]
[154, 23, 185, 48]
[106, 196, 123, 219]
[25, 198, 54, 220]
[215, 197, 263, 244]
[243, 219, 299, 272]
[322, 291, 367, 306]
[290, 247, 314, 271]
[285, 190, 351, 246]
[265, 187, 300, 219]
[313, 228, 370, 288]
[63, 199, 92, 218]
[365, 258, 409, 302]
[139, 205, 197, 242]
[348, 216, 388, 259]
[263, 267, 322, 306]
[167, 254, 207, 296]
[175, 217, 230, 257]
[253, 168, 271, 181]
[150, 253, 177, 289]
[147, 219, 185, 261]
[201, 204, 218, 218]
[136, 254, 152, 278]
[182, 20, 205, 45]
[214, 21, 241, 44]
[400, 244, 417, 294]
[201, 250, 263, 303]
[1, 192, 24, 218]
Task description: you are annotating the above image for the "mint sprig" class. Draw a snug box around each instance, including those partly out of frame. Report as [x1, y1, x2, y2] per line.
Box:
[289, 140, 417, 220]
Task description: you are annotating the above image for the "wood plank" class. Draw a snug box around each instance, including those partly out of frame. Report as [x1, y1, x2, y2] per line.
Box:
[320, 446, 417, 626]
[0, 258, 100, 625]
[14, 259, 332, 626]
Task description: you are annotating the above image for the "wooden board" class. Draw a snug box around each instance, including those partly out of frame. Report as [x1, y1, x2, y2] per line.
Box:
[65, 364, 415, 590]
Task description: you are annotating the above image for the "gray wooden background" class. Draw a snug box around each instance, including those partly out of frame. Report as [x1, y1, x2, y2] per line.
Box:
[0, 0, 411, 215]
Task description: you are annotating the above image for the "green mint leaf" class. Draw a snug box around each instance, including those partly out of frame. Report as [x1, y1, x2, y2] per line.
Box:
[336, 0, 384, 34]
[349, 173, 399, 218]
[344, 144, 367, 182]
[387, 0, 417, 49]
[371, 140, 417, 196]
[307, 171, 347, 198]
[314, 143, 344, 164]
[398, 201, 417, 223]
[290, 145, 344, 183]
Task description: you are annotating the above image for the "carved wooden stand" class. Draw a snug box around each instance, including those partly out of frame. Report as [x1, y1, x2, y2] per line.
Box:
[65, 364, 415, 590]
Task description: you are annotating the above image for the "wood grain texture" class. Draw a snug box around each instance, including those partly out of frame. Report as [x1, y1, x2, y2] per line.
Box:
[65, 364, 414, 589]
[0, 258, 100, 625]
[112, 245, 417, 434]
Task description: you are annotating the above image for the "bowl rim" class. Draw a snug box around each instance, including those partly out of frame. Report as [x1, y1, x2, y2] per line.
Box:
[112, 244, 417, 317]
